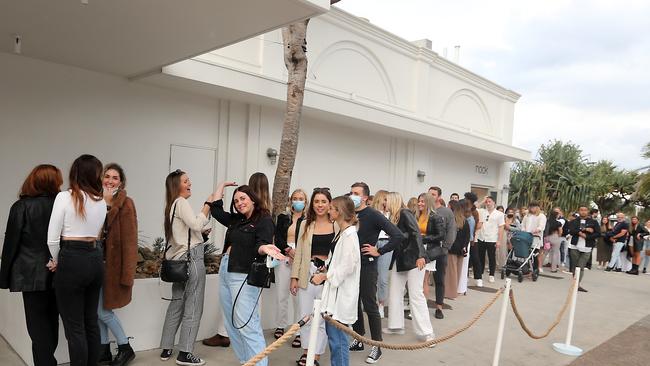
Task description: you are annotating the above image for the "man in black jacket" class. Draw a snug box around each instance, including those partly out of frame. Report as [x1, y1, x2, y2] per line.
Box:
[566, 205, 600, 292]
[350, 182, 403, 364]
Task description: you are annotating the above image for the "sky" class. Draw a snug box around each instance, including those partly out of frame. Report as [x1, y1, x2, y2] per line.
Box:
[336, 0, 650, 170]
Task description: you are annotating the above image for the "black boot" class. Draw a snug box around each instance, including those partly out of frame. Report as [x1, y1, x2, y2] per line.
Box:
[98, 344, 112, 365]
[111, 342, 135, 366]
[626, 264, 639, 275]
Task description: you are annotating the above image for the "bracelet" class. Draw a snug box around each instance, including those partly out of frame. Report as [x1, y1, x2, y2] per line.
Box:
[204, 201, 212, 207]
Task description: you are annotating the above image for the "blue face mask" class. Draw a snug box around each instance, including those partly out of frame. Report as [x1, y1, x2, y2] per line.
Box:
[292, 200, 305, 212]
[350, 195, 362, 208]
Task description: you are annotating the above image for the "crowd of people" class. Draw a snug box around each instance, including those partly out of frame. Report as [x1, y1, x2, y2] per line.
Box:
[1, 155, 649, 366]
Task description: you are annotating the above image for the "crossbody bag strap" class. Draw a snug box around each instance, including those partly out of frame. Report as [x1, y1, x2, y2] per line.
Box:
[186, 227, 192, 260]
[162, 203, 178, 258]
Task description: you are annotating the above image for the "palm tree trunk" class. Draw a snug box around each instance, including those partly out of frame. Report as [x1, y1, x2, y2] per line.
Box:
[271, 20, 310, 218]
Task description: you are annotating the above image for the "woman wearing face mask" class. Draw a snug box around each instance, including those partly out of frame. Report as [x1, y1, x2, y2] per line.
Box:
[97, 164, 138, 366]
[273, 189, 308, 345]
[367, 192, 433, 343]
[290, 188, 335, 366]
[159, 170, 213, 365]
[310, 196, 361, 366]
[210, 182, 284, 366]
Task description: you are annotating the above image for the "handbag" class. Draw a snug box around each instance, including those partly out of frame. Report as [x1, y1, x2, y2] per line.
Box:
[425, 243, 448, 262]
[160, 204, 191, 283]
[247, 259, 271, 288]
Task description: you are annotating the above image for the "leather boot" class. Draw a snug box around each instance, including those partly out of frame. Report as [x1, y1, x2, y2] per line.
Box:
[202, 333, 231, 347]
[98, 344, 112, 365]
[111, 342, 135, 366]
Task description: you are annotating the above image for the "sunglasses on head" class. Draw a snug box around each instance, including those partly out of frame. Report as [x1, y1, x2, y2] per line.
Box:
[313, 187, 330, 192]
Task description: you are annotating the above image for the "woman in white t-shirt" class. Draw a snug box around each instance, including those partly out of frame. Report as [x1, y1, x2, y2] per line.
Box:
[47, 154, 107, 366]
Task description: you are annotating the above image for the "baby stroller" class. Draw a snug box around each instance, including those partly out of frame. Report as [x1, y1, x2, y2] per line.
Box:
[501, 230, 539, 282]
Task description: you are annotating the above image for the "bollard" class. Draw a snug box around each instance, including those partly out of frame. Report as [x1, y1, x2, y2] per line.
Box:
[305, 299, 322, 366]
[553, 267, 583, 356]
[492, 278, 511, 366]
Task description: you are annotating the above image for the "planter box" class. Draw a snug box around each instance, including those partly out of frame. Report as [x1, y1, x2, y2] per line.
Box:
[0, 274, 293, 365]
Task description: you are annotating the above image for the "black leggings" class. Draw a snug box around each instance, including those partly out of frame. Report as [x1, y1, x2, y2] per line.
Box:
[23, 288, 59, 366]
[432, 255, 447, 306]
[352, 262, 383, 341]
[55, 241, 104, 366]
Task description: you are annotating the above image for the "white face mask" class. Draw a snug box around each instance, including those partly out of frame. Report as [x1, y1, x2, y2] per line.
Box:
[350, 195, 362, 208]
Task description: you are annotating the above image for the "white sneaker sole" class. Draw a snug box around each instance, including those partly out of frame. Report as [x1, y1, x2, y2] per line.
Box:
[175, 360, 205, 366]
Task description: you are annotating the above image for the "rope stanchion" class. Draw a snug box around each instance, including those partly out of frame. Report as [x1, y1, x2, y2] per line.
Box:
[492, 278, 511, 366]
[323, 287, 504, 350]
[553, 267, 584, 356]
[242, 314, 311, 366]
[508, 274, 577, 339]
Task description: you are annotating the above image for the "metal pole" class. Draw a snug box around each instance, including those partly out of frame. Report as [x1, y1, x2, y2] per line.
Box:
[305, 299, 322, 366]
[553, 267, 583, 356]
[492, 278, 511, 366]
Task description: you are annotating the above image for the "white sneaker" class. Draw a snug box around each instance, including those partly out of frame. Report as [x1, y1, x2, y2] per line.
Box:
[382, 328, 405, 335]
[488, 276, 495, 283]
[378, 304, 385, 319]
[476, 279, 483, 287]
[539, 268, 544, 273]
[424, 335, 436, 348]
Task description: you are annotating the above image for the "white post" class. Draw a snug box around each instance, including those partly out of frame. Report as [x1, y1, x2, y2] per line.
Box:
[492, 278, 511, 366]
[305, 299, 322, 366]
[553, 267, 583, 356]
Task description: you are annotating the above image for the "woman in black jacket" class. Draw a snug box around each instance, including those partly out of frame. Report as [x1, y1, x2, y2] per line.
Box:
[365, 192, 434, 342]
[0, 164, 63, 366]
[417, 193, 446, 319]
[445, 200, 470, 300]
[209, 182, 284, 366]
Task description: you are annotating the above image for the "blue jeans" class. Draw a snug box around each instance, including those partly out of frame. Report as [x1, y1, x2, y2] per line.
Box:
[97, 287, 129, 345]
[326, 319, 350, 366]
[608, 242, 625, 269]
[376, 239, 392, 304]
[220, 255, 267, 366]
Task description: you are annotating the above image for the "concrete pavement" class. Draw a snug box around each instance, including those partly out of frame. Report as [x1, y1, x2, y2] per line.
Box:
[2, 267, 649, 365]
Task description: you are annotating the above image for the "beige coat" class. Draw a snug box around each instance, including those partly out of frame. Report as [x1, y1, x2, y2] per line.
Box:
[291, 220, 339, 289]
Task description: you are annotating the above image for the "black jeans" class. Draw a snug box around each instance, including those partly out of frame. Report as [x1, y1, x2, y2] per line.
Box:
[54, 241, 104, 366]
[474, 240, 497, 279]
[23, 288, 59, 366]
[352, 262, 383, 342]
[432, 254, 448, 305]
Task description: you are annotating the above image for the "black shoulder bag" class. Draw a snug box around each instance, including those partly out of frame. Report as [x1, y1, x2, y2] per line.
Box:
[160, 204, 192, 283]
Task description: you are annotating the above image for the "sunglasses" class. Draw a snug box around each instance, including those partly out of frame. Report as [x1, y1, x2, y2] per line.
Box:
[313, 187, 330, 192]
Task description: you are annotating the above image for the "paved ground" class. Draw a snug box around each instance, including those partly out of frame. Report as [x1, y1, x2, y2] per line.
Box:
[2, 267, 649, 365]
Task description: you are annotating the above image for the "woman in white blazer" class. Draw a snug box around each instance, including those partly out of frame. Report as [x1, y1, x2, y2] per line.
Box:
[311, 196, 360, 366]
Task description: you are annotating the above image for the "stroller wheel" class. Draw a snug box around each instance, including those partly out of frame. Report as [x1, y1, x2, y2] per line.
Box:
[505, 270, 511, 277]
[517, 273, 524, 283]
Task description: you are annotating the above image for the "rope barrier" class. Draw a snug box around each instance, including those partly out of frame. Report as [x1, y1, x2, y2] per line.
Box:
[322, 287, 504, 350]
[242, 315, 309, 366]
[508, 280, 577, 339]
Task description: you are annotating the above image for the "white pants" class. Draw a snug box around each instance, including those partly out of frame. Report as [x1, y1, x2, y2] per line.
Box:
[274, 259, 298, 328]
[297, 264, 327, 354]
[387, 267, 433, 338]
[458, 244, 470, 294]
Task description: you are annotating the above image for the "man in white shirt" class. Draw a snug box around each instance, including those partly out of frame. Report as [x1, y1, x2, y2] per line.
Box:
[473, 196, 504, 286]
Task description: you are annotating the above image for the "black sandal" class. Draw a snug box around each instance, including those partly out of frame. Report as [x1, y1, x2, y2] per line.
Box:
[291, 335, 301, 348]
[296, 354, 307, 366]
[274, 328, 284, 339]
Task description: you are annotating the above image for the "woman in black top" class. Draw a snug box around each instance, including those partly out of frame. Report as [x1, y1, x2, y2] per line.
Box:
[445, 200, 470, 300]
[1, 164, 62, 366]
[210, 182, 284, 366]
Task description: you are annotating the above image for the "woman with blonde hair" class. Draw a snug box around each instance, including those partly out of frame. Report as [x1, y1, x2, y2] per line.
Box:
[406, 197, 418, 217]
[370, 190, 391, 318]
[416, 193, 444, 302]
[365, 192, 433, 343]
[290, 188, 335, 366]
[273, 189, 308, 344]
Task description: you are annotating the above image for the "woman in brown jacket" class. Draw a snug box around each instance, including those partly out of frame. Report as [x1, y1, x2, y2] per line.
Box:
[98, 163, 138, 366]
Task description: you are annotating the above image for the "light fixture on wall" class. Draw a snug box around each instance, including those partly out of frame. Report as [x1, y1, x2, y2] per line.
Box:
[502, 184, 510, 193]
[267, 148, 278, 165]
[417, 170, 426, 182]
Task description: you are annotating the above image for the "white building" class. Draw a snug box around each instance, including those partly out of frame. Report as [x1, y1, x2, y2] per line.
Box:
[0, 2, 529, 364]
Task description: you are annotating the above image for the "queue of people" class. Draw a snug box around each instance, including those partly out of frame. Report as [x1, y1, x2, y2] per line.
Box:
[3, 157, 650, 366]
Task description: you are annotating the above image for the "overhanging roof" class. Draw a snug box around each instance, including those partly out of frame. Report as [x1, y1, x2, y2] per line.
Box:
[0, 0, 329, 78]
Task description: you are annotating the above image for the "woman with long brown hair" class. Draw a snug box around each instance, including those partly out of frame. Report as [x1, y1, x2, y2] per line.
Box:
[248, 172, 272, 213]
[210, 181, 284, 366]
[97, 163, 137, 366]
[47, 154, 107, 366]
[159, 169, 213, 365]
[290, 187, 335, 366]
[596, 216, 612, 268]
[445, 200, 470, 300]
[1, 164, 62, 366]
